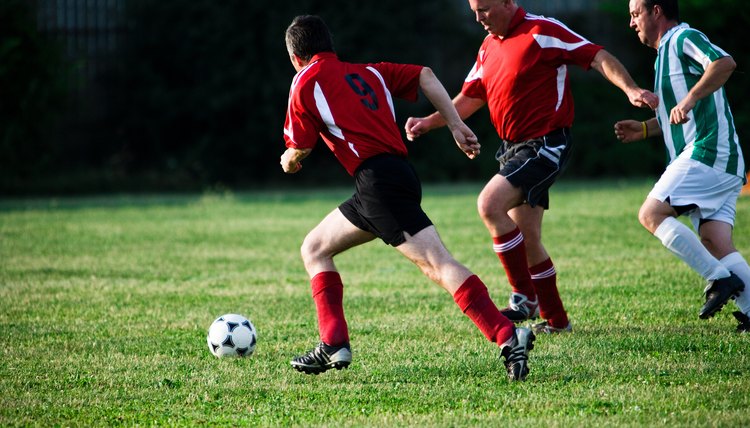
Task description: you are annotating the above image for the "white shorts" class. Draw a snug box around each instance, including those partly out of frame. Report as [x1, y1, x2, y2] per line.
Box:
[648, 157, 742, 231]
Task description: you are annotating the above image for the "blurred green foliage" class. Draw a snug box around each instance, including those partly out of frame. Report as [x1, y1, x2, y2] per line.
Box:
[2, 0, 748, 193]
[0, 0, 70, 192]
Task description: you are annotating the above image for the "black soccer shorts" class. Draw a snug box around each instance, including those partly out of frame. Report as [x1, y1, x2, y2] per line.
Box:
[496, 127, 572, 209]
[339, 154, 433, 246]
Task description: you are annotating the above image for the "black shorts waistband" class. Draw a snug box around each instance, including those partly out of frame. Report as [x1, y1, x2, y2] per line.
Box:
[354, 153, 408, 175]
[502, 127, 570, 146]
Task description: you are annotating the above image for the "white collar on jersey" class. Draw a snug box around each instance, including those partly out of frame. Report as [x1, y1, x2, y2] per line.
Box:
[659, 22, 690, 49]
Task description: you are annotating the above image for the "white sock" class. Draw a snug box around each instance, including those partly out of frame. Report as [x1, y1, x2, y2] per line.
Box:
[720, 252, 750, 315]
[653, 217, 730, 281]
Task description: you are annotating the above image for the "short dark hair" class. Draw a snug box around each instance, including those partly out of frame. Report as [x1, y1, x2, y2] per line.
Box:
[644, 0, 680, 22]
[285, 15, 335, 61]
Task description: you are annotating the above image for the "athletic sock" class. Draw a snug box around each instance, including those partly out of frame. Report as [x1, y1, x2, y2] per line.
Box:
[720, 252, 750, 315]
[453, 275, 515, 344]
[493, 228, 536, 299]
[530, 258, 569, 328]
[311, 271, 349, 346]
[653, 217, 730, 281]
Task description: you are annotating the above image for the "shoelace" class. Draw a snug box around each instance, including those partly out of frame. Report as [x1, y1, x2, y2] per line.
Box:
[298, 344, 331, 365]
[505, 344, 527, 364]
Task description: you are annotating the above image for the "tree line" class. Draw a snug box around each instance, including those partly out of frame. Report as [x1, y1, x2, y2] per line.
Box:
[2, 0, 748, 194]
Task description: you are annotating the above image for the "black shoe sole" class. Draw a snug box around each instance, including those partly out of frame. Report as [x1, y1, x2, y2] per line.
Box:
[699, 289, 742, 319]
[291, 361, 350, 375]
[500, 308, 539, 323]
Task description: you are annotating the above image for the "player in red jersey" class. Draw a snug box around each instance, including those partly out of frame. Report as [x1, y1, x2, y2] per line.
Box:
[281, 15, 535, 380]
[406, 0, 659, 333]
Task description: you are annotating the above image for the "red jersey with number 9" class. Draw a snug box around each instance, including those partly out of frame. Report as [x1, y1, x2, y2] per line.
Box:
[284, 52, 423, 176]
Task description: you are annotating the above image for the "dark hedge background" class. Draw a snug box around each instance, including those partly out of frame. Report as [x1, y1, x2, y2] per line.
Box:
[2, 0, 748, 194]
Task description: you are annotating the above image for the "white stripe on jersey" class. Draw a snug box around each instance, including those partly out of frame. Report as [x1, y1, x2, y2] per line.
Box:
[532, 34, 590, 52]
[285, 61, 320, 145]
[554, 65, 566, 111]
[464, 47, 486, 83]
[492, 232, 524, 253]
[465, 61, 484, 83]
[659, 37, 693, 161]
[348, 142, 360, 158]
[366, 66, 396, 122]
[526, 13, 592, 44]
[710, 87, 734, 172]
[313, 81, 345, 140]
[682, 38, 712, 69]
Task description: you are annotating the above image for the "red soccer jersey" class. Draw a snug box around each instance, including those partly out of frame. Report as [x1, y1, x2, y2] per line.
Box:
[461, 7, 603, 142]
[284, 52, 423, 176]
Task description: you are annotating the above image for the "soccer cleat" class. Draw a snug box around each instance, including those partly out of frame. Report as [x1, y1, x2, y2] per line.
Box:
[531, 320, 572, 334]
[499, 327, 536, 381]
[699, 273, 745, 319]
[291, 342, 352, 375]
[733, 311, 750, 333]
[500, 292, 540, 322]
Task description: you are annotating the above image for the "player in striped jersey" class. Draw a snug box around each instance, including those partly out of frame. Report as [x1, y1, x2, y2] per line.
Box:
[615, 0, 749, 331]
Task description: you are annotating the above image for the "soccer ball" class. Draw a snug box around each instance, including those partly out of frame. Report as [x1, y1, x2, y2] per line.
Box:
[206, 313, 257, 358]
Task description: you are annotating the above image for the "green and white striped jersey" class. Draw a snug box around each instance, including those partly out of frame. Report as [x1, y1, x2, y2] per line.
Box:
[654, 23, 745, 180]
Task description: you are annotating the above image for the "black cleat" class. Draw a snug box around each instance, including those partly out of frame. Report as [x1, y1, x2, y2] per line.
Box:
[291, 342, 352, 375]
[699, 273, 745, 319]
[499, 327, 535, 381]
[733, 311, 750, 333]
[499, 292, 539, 323]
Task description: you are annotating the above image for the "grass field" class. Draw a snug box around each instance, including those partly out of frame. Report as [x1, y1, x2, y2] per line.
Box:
[1, 180, 749, 427]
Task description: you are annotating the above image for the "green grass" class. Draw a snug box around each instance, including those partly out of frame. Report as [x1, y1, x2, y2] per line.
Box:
[1, 180, 749, 427]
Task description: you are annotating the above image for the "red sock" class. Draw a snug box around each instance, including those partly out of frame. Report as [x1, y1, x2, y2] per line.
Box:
[493, 228, 536, 299]
[453, 275, 515, 344]
[311, 271, 349, 346]
[530, 258, 568, 328]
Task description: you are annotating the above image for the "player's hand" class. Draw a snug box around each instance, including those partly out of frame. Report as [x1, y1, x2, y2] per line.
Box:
[629, 88, 659, 110]
[613, 120, 643, 143]
[450, 122, 480, 159]
[669, 97, 695, 125]
[280, 151, 302, 174]
[405, 117, 430, 141]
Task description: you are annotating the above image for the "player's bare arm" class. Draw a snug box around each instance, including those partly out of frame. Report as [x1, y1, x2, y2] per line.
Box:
[280, 147, 312, 173]
[590, 49, 659, 110]
[670, 56, 736, 125]
[405, 93, 485, 142]
[415, 67, 481, 159]
[614, 117, 661, 143]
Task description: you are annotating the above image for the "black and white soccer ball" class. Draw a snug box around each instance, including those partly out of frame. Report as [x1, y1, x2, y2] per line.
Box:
[206, 313, 257, 358]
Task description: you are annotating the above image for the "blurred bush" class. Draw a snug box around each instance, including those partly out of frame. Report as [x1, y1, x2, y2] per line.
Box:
[2, 0, 747, 194]
[0, 0, 70, 192]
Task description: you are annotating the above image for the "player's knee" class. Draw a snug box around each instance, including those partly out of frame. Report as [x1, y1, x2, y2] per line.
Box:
[699, 234, 730, 257]
[300, 234, 323, 264]
[700, 234, 716, 251]
[637, 204, 654, 231]
[477, 194, 498, 222]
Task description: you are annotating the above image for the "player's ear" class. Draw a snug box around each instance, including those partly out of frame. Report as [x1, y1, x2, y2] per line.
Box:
[290, 53, 306, 70]
[652, 4, 663, 19]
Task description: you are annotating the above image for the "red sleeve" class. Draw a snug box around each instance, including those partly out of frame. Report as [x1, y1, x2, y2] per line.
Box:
[369, 62, 423, 102]
[460, 38, 489, 101]
[461, 61, 487, 101]
[537, 20, 603, 70]
[283, 79, 322, 150]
